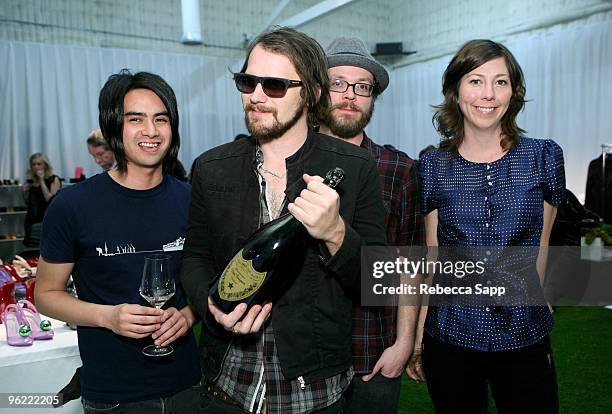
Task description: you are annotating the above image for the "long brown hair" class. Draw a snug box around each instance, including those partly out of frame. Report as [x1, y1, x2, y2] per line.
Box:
[433, 39, 526, 152]
[241, 27, 330, 128]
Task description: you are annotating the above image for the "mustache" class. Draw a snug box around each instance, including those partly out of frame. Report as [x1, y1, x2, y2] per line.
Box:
[330, 102, 364, 113]
[245, 103, 277, 115]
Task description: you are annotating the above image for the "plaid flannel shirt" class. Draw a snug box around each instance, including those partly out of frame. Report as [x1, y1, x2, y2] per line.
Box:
[351, 133, 425, 374]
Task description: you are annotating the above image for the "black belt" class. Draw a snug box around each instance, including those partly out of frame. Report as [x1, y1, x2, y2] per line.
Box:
[206, 382, 268, 413]
[206, 382, 240, 407]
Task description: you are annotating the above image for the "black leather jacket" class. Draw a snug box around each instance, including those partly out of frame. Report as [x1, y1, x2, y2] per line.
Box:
[181, 130, 386, 383]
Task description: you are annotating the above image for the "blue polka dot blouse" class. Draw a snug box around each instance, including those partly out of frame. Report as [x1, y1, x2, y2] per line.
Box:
[419, 137, 566, 351]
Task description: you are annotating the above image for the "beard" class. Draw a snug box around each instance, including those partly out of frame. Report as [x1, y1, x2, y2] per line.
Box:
[322, 100, 375, 139]
[244, 101, 307, 141]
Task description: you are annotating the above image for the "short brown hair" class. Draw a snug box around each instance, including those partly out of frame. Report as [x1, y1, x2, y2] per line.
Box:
[433, 39, 526, 152]
[241, 27, 330, 128]
[86, 128, 110, 151]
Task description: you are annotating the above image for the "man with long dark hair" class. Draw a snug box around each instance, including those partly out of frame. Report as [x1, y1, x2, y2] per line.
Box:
[36, 70, 201, 413]
[182, 27, 386, 413]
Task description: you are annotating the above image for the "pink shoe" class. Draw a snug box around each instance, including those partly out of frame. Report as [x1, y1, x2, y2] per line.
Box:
[17, 300, 54, 340]
[1, 304, 33, 346]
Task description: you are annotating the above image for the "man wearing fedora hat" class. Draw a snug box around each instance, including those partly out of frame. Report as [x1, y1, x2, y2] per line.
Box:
[319, 37, 424, 414]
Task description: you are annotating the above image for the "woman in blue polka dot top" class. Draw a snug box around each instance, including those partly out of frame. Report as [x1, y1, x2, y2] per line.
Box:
[415, 39, 565, 413]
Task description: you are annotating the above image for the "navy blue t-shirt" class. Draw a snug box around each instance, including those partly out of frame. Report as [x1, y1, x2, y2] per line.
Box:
[41, 172, 200, 402]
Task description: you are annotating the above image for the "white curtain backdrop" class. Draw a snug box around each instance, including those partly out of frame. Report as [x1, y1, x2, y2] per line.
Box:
[370, 20, 612, 199]
[1, 19, 611, 197]
[0, 42, 245, 181]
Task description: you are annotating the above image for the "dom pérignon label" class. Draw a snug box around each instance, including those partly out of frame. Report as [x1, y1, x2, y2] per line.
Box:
[209, 167, 345, 314]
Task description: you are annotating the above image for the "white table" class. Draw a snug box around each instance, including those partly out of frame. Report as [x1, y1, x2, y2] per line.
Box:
[0, 317, 82, 413]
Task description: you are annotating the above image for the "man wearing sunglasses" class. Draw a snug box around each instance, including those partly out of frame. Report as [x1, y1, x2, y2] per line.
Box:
[182, 27, 386, 413]
[319, 37, 424, 414]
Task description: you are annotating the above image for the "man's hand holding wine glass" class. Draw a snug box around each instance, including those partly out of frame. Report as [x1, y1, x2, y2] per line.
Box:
[102, 302, 193, 347]
[102, 303, 163, 338]
[288, 173, 346, 256]
[152, 306, 196, 347]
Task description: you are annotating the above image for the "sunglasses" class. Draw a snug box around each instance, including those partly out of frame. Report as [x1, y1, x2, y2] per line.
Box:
[233, 73, 303, 98]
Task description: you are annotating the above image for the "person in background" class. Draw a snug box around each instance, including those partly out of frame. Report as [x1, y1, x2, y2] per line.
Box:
[416, 39, 564, 413]
[585, 152, 612, 223]
[318, 36, 424, 414]
[86, 128, 116, 171]
[22, 152, 61, 247]
[35, 70, 201, 413]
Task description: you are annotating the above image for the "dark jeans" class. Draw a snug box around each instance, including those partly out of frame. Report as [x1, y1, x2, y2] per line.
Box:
[345, 373, 401, 414]
[198, 384, 347, 414]
[82, 382, 201, 414]
[423, 333, 559, 414]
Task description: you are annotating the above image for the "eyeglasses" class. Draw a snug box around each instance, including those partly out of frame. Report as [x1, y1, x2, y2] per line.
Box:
[233, 73, 303, 98]
[329, 79, 374, 97]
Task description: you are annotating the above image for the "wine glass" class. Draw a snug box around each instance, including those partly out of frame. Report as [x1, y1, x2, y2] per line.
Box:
[139, 254, 175, 357]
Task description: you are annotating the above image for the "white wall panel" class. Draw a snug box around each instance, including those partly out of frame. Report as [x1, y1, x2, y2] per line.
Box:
[1, 0, 609, 61]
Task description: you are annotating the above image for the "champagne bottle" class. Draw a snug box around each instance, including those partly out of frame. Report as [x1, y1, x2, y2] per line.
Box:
[209, 167, 345, 314]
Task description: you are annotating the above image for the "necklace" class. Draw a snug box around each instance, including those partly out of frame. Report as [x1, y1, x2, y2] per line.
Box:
[259, 165, 287, 179]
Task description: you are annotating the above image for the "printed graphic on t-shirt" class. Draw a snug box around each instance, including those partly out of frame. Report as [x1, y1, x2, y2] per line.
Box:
[95, 237, 185, 257]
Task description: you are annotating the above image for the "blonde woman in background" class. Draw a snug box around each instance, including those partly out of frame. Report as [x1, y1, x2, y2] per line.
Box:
[23, 153, 60, 246]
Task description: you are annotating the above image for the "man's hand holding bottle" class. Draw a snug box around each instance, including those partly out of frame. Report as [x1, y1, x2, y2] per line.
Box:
[208, 298, 272, 334]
